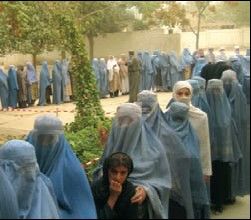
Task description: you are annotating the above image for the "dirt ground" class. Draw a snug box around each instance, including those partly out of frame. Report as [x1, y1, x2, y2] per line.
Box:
[0, 91, 250, 219]
[0, 92, 173, 143]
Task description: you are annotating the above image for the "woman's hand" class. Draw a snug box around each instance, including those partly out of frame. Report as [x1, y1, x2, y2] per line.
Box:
[107, 180, 122, 209]
[130, 186, 147, 204]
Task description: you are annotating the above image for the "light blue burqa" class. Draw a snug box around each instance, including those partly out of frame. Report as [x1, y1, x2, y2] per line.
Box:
[164, 101, 210, 219]
[61, 59, 71, 102]
[180, 48, 194, 70]
[7, 65, 19, 108]
[38, 61, 51, 106]
[221, 70, 249, 196]
[158, 52, 170, 90]
[52, 60, 63, 104]
[206, 79, 242, 163]
[169, 51, 183, 89]
[192, 57, 207, 77]
[0, 68, 9, 109]
[92, 58, 101, 94]
[26, 115, 97, 219]
[192, 76, 214, 145]
[0, 167, 19, 219]
[0, 140, 59, 219]
[26, 62, 37, 104]
[142, 51, 154, 90]
[93, 103, 172, 218]
[137, 90, 194, 219]
[99, 59, 109, 98]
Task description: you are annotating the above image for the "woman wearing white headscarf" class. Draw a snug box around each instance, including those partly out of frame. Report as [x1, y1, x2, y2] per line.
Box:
[167, 81, 212, 183]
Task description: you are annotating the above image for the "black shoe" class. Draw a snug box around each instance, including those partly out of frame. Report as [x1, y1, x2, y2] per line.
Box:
[224, 198, 236, 205]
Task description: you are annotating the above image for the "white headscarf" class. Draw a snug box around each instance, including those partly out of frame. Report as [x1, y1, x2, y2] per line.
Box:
[172, 81, 212, 176]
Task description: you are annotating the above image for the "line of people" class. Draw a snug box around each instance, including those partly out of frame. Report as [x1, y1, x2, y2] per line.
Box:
[91, 46, 249, 103]
[0, 65, 249, 219]
[0, 59, 73, 111]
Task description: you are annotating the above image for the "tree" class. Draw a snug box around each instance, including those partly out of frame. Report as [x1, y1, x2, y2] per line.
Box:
[0, 2, 59, 69]
[186, 1, 215, 50]
[153, 2, 189, 31]
[75, 2, 134, 60]
[204, 1, 250, 28]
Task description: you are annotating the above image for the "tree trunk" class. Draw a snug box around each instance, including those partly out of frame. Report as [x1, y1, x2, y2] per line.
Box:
[61, 50, 66, 60]
[196, 13, 201, 50]
[32, 54, 37, 71]
[87, 34, 94, 61]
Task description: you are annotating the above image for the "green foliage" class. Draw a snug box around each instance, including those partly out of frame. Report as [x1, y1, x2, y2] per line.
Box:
[132, 20, 149, 31]
[65, 117, 112, 179]
[52, 13, 105, 131]
[204, 1, 250, 28]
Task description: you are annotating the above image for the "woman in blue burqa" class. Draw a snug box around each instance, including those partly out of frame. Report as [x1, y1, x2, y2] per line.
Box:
[7, 65, 19, 109]
[52, 60, 63, 104]
[221, 70, 249, 197]
[25, 114, 97, 219]
[168, 51, 183, 89]
[26, 62, 38, 106]
[38, 61, 51, 106]
[191, 57, 207, 78]
[142, 51, 154, 91]
[99, 58, 109, 98]
[229, 55, 245, 85]
[0, 66, 9, 111]
[136, 90, 194, 219]
[166, 81, 212, 193]
[164, 101, 210, 219]
[93, 103, 172, 219]
[0, 167, 19, 219]
[0, 140, 59, 219]
[92, 58, 101, 96]
[205, 79, 242, 212]
[180, 48, 194, 80]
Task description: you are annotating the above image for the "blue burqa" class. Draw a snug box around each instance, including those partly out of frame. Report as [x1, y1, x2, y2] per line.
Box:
[0, 140, 59, 219]
[221, 70, 249, 196]
[52, 60, 63, 104]
[7, 65, 19, 108]
[93, 103, 172, 218]
[137, 90, 194, 219]
[164, 101, 210, 219]
[26, 62, 37, 104]
[206, 79, 242, 163]
[26, 115, 97, 219]
[38, 61, 51, 106]
[169, 51, 182, 89]
[92, 58, 101, 94]
[99, 58, 109, 98]
[0, 68, 9, 109]
[142, 51, 154, 90]
[0, 167, 19, 219]
[192, 58, 207, 78]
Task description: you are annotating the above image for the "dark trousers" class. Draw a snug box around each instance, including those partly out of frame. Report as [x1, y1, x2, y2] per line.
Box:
[210, 161, 231, 209]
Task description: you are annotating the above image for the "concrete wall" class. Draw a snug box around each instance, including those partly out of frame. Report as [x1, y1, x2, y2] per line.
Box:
[87, 30, 181, 59]
[0, 27, 249, 67]
[181, 27, 250, 52]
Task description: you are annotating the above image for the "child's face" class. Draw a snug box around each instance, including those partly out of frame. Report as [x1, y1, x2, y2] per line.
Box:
[108, 165, 128, 185]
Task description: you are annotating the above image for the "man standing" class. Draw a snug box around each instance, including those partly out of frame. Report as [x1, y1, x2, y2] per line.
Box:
[128, 51, 141, 103]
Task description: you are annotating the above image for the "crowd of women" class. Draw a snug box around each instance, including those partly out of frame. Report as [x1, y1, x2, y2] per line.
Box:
[0, 59, 73, 111]
[0, 46, 250, 219]
[91, 46, 250, 100]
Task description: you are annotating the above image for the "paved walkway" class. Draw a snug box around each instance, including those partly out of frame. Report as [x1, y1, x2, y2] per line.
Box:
[0, 92, 250, 218]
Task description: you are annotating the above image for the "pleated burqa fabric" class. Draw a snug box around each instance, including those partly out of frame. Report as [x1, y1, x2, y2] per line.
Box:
[0, 140, 59, 219]
[137, 90, 194, 219]
[94, 103, 172, 219]
[164, 101, 210, 219]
